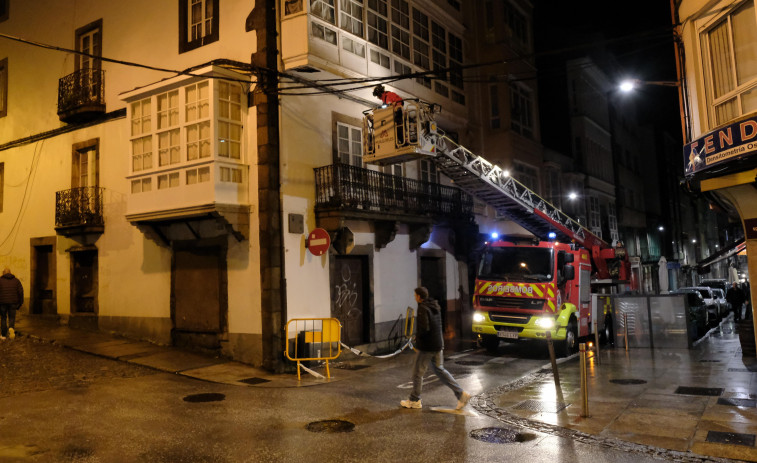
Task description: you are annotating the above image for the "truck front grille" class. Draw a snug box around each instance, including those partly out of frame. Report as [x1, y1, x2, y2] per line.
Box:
[489, 313, 532, 324]
[478, 296, 545, 310]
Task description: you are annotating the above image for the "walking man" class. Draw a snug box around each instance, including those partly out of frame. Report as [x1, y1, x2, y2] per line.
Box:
[401, 287, 471, 410]
[0, 267, 23, 340]
[727, 282, 746, 322]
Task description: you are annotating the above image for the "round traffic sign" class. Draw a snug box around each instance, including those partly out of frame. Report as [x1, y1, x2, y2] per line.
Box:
[307, 228, 331, 256]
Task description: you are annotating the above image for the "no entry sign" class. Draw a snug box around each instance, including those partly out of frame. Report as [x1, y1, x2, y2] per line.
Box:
[307, 228, 331, 256]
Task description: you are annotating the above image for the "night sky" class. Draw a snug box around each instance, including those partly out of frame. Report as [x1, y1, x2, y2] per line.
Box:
[533, 0, 681, 140]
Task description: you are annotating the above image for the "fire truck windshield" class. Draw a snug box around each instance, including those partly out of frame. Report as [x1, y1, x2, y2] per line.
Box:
[478, 247, 553, 282]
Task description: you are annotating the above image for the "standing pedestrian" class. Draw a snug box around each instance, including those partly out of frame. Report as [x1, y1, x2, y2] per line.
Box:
[0, 267, 23, 340]
[401, 287, 471, 410]
[726, 281, 746, 322]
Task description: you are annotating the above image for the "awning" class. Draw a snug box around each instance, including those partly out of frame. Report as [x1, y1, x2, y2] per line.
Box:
[695, 238, 746, 270]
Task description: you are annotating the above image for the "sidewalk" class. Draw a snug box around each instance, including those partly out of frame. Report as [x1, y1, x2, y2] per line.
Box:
[479, 315, 757, 462]
[13, 315, 373, 389]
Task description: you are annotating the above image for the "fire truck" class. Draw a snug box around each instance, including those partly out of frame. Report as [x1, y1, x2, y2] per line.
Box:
[362, 98, 636, 356]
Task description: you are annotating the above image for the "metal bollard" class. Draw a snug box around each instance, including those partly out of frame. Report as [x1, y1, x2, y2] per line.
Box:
[623, 312, 629, 352]
[579, 342, 589, 418]
[594, 327, 600, 365]
[545, 331, 560, 388]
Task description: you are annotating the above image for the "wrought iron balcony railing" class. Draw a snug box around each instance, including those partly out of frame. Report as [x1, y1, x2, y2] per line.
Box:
[55, 187, 104, 229]
[314, 163, 473, 218]
[57, 69, 105, 122]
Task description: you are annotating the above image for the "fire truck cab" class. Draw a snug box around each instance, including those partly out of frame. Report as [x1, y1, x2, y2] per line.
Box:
[472, 237, 595, 356]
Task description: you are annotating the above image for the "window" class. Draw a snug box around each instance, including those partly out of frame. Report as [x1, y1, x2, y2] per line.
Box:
[157, 90, 180, 166]
[419, 159, 438, 183]
[157, 172, 180, 189]
[220, 166, 242, 183]
[489, 84, 500, 129]
[186, 166, 211, 184]
[608, 204, 619, 242]
[312, 22, 338, 44]
[448, 32, 464, 104]
[337, 122, 363, 166]
[390, 0, 410, 60]
[588, 195, 601, 237]
[394, 60, 410, 77]
[510, 83, 533, 138]
[412, 9, 431, 88]
[218, 81, 242, 160]
[503, 1, 528, 48]
[431, 22, 448, 97]
[701, 1, 757, 126]
[131, 178, 152, 194]
[311, 0, 336, 23]
[0, 0, 8, 22]
[370, 48, 390, 68]
[367, 0, 388, 49]
[513, 162, 538, 193]
[339, 0, 363, 36]
[179, 0, 219, 53]
[185, 82, 210, 160]
[284, 0, 304, 15]
[159, 130, 181, 166]
[76, 20, 102, 72]
[73, 140, 99, 189]
[343, 37, 365, 57]
[0, 58, 6, 118]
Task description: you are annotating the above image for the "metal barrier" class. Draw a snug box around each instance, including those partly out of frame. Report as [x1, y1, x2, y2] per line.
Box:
[404, 306, 415, 339]
[284, 318, 342, 380]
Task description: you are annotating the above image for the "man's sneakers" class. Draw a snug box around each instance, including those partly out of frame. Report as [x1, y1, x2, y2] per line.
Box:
[8, 328, 14, 340]
[400, 399, 422, 409]
[456, 391, 471, 410]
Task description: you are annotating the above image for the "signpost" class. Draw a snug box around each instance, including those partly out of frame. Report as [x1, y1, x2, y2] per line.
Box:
[307, 228, 331, 256]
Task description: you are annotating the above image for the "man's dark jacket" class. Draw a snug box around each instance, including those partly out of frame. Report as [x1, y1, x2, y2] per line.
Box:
[727, 286, 746, 308]
[415, 298, 443, 352]
[0, 273, 23, 308]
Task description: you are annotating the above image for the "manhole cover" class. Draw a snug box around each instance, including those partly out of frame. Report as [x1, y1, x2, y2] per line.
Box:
[306, 420, 355, 433]
[512, 399, 569, 413]
[239, 377, 271, 385]
[456, 360, 484, 366]
[717, 398, 757, 408]
[706, 431, 756, 447]
[183, 393, 226, 403]
[610, 379, 647, 385]
[675, 386, 724, 396]
[469, 427, 521, 444]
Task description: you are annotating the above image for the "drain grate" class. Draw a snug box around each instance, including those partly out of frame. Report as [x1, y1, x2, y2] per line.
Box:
[706, 431, 756, 447]
[699, 359, 721, 363]
[674, 386, 724, 396]
[239, 377, 271, 385]
[335, 364, 369, 371]
[183, 393, 226, 403]
[469, 427, 521, 444]
[717, 398, 757, 408]
[306, 420, 355, 433]
[512, 399, 569, 413]
[610, 379, 647, 385]
[456, 360, 485, 366]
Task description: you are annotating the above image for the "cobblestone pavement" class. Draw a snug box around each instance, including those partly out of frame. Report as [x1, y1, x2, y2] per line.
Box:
[0, 337, 156, 398]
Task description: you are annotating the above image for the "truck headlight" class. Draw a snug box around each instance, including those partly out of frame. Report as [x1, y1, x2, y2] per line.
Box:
[473, 312, 486, 323]
[534, 317, 555, 329]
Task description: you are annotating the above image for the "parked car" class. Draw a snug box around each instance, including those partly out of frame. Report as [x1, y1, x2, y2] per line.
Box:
[669, 289, 709, 338]
[681, 286, 720, 325]
[711, 288, 730, 318]
[700, 278, 729, 294]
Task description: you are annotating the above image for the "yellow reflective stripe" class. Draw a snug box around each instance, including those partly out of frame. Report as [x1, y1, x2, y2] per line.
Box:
[547, 300, 555, 310]
[479, 282, 491, 294]
[531, 285, 543, 297]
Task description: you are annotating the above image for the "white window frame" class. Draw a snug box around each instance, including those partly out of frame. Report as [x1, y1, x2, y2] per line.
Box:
[699, 1, 757, 127]
[190, 0, 214, 41]
[367, 0, 388, 49]
[339, 0, 363, 37]
[311, 0, 336, 24]
[337, 121, 363, 167]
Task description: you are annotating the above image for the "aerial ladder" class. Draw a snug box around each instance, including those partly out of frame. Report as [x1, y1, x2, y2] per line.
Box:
[362, 99, 633, 285]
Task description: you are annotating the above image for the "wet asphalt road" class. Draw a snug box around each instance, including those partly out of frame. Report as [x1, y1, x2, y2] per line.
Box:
[0, 337, 700, 463]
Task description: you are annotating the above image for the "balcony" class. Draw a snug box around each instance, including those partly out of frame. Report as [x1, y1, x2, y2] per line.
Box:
[55, 187, 105, 237]
[57, 69, 106, 123]
[314, 162, 474, 230]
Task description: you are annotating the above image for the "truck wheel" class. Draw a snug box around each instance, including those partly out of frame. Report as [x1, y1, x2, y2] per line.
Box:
[561, 321, 577, 357]
[480, 335, 499, 353]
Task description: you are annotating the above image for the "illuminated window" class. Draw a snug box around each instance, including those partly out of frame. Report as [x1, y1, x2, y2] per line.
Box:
[218, 81, 242, 160]
[311, 0, 336, 23]
[339, 0, 363, 36]
[312, 22, 338, 45]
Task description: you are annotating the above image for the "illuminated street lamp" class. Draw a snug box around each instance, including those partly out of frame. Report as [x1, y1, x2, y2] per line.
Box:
[619, 78, 679, 93]
[568, 192, 578, 200]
